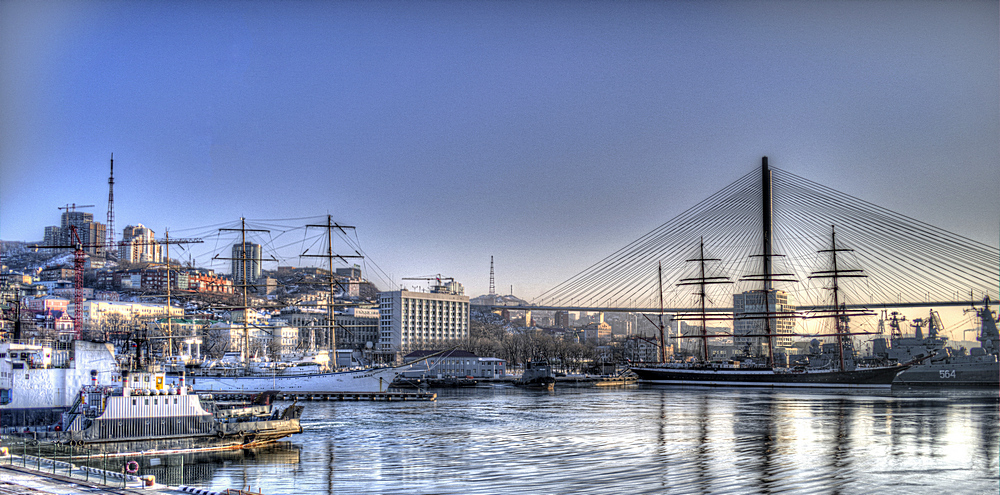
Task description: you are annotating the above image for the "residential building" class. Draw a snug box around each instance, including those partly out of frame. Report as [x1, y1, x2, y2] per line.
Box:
[582, 321, 612, 343]
[335, 307, 379, 351]
[71, 300, 183, 327]
[43, 210, 106, 256]
[554, 311, 570, 328]
[119, 224, 161, 263]
[231, 242, 262, 286]
[24, 296, 70, 315]
[733, 289, 796, 357]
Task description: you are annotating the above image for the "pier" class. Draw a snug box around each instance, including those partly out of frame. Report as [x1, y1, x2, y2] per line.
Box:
[206, 391, 437, 402]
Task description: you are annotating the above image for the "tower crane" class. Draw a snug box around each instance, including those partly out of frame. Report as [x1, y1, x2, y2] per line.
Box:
[29, 226, 101, 339]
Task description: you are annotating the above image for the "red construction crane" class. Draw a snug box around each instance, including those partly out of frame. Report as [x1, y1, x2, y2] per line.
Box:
[29, 225, 102, 339]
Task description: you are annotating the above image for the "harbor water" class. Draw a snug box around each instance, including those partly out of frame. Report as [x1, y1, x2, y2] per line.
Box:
[150, 385, 997, 494]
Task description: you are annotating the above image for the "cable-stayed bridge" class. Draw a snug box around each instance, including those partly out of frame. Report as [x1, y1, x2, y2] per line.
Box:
[493, 157, 998, 316]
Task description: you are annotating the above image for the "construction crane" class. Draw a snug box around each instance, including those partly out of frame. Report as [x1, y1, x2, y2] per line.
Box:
[402, 274, 456, 294]
[29, 225, 101, 339]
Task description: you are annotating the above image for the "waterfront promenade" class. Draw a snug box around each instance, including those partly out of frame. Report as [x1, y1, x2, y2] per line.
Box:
[0, 462, 260, 495]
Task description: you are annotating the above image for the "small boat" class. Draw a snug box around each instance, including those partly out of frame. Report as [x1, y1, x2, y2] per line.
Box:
[514, 360, 556, 390]
[593, 372, 638, 387]
[18, 370, 303, 455]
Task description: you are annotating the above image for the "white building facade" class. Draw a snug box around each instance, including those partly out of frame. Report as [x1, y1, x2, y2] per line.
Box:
[733, 289, 796, 357]
[377, 289, 470, 363]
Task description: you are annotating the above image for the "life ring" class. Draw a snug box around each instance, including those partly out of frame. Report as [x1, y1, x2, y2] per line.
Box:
[217, 431, 225, 438]
[125, 460, 139, 474]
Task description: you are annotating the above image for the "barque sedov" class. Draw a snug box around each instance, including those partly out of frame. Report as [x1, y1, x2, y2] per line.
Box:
[16, 370, 303, 455]
[632, 158, 909, 389]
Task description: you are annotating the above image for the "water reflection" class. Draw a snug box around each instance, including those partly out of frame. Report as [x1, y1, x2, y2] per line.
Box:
[180, 386, 997, 495]
[85, 442, 301, 487]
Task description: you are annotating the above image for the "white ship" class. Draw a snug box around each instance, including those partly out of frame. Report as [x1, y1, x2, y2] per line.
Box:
[1, 339, 120, 427]
[187, 365, 401, 394]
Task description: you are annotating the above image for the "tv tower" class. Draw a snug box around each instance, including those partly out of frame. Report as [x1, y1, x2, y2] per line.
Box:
[489, 256, 496, 303]
[105, 154, 115, 259]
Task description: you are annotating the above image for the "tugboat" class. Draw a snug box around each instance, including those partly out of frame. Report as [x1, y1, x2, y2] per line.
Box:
[19, 369, 303, 455]
[515, 360, 556, 390]
[893, 298, 1000, 388]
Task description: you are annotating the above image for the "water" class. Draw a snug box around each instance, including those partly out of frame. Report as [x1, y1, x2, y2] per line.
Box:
[172, 385, 997, 494]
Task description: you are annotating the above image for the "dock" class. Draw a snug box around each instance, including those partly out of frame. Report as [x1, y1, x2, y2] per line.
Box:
[204, 391, 437, 402]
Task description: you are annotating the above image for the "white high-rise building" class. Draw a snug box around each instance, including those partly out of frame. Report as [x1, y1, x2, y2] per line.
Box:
[377, 287, 470, 364]
[119, 224, 161, 263]
[733, 290, 795, 356]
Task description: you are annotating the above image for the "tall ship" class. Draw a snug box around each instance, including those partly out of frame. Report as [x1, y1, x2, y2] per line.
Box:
[1, 339, 120, 427]
[187, 216, 404, 395]
[17, 370, 303, 455]
[892, 299, 1000, 388]
[631, 158, 908, 388]
[629, 231, 907, 388]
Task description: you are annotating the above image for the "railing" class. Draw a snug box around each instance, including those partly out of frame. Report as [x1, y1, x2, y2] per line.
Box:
[0, 435, 139, 489]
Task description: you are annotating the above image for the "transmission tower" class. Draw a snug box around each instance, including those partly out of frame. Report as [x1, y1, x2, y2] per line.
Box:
[489, 256, 496, 297]
[105, 154, 116, 259]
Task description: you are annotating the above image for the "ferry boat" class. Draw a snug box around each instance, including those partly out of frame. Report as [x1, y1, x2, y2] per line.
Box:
[19, 370, 303, 455]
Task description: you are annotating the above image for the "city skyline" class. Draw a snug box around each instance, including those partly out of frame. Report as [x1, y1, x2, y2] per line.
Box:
[2, 1, 997, 302]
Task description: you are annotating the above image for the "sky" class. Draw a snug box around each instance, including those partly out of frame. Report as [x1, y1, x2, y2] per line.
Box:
[1, 0, 998, 305]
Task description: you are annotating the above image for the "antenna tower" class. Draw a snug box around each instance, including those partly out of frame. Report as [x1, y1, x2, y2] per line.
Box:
[489, 256, 496, 296]
[105, 154, 116, 259]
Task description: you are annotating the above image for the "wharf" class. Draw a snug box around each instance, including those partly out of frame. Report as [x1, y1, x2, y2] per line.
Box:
[206, 391, 436, 402]
[1, 463, 180, 494]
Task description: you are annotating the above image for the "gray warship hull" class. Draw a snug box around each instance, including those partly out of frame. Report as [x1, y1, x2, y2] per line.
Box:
[892, 358, 999, 388]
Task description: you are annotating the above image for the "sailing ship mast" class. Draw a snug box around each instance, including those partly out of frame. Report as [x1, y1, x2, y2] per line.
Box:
[215, 218, 271, 360]
[807, 225, 871, 371]
[302, 216, 363, 369]
[676, 237, 732, 362]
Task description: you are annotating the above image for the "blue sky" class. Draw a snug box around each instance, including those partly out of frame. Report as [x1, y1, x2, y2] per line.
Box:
[1, 0, 997, 300]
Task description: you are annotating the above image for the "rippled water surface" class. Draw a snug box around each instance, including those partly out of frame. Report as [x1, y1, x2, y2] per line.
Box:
[185, 385, 997, 494]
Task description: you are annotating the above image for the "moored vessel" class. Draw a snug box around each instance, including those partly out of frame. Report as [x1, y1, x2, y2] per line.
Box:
[514, 360, 556, 390]
[15, 370, 303, 455]
[893, 299, 1000, 388]
[188, 365, 400, 394]
[0, 339, 120, 427]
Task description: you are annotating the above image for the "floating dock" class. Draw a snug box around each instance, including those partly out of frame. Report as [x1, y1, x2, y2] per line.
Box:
[205, 391, 437, 402]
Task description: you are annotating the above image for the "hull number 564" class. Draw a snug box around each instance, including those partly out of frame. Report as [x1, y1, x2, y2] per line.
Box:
[939, 370, 956, 379]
